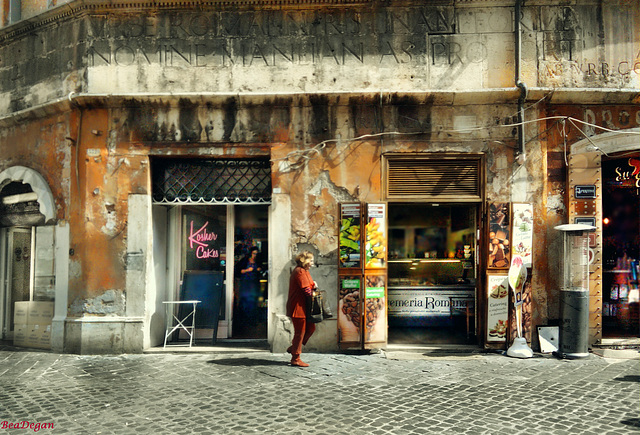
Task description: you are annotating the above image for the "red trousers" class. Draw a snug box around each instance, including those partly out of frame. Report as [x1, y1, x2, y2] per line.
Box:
[290, 317, 315, 358]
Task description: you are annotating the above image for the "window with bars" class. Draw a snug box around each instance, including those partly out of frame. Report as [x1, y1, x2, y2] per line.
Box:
[151, 158, 272, 204]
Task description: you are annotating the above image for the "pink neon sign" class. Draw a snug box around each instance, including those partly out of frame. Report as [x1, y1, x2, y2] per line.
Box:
[188, 221, 219, 259]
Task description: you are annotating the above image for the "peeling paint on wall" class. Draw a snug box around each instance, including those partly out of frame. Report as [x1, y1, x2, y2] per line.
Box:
[69, 289, 125, 316]
[546, 194, 566, 214]
[308, 171, 357, 204]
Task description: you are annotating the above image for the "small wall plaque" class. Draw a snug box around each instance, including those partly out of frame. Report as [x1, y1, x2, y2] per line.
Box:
[575, 185, 597, 199]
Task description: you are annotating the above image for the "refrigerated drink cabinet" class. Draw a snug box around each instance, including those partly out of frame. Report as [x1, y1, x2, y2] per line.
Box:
[554, 224, 596, 359]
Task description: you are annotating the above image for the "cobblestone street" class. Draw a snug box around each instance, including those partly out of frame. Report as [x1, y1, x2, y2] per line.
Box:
[0, 345, 638, 434]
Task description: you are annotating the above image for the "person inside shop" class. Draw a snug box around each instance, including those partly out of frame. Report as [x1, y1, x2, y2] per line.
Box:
[237, 247, 262, 326]
[286, 250, 318, 367]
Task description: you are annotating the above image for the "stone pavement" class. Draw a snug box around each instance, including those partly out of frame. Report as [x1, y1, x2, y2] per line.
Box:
[0, 344, 638, 435]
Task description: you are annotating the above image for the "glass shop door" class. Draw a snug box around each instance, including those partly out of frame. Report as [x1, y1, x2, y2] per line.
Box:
[602, 156, 640, 338]
[0, 228, 32, 339]
[232, 205, 268, 339]
[177, 206, 227, 343]
[171, 204, 269, 342]
[387, 203, 478, 345]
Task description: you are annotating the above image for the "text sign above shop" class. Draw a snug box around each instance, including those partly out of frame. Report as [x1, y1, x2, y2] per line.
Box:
[574, 185, 597, 199]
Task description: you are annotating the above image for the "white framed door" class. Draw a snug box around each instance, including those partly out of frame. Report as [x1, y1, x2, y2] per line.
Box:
[0, 227, 33, 339]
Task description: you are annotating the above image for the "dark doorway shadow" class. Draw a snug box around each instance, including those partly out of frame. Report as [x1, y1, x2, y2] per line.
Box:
[207, 358, 287, 367]
[621, 418, 640, 428]
[613, 375, 640, 382]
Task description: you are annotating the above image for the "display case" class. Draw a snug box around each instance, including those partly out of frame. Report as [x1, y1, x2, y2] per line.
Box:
[388, 258, 475, 327]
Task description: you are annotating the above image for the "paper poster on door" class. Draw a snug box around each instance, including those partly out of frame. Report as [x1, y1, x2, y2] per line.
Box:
[365, 204, 386, 269]
[511, 203, 533, 268]
[338, 277, 361, 344]
[486, 273, 509, 342]
[487, 203, 510, 269]
[339, 203, 362, 269]
[364, 274, 386, 343]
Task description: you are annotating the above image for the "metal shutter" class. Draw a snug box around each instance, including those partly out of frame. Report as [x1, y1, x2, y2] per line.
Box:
[385, 156, 482, 201]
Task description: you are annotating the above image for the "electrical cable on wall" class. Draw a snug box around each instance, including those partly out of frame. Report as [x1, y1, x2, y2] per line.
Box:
[274, 111, 640, 171]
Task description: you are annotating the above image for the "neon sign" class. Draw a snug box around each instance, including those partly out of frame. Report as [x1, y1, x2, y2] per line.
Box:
[614, 158, 640, 188]
[188, 220, 219, 259]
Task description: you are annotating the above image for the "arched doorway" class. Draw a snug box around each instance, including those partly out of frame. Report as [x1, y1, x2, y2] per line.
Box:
[0, 166, 57, 343]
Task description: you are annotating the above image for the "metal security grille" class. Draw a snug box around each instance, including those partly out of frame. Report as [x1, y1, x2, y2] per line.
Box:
[385, 155, 482, 201]
[152, 159, 271, 204]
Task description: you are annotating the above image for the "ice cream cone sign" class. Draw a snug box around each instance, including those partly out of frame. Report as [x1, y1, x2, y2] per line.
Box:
[508, 255, 528, 344]
[508, 255, 527, 307]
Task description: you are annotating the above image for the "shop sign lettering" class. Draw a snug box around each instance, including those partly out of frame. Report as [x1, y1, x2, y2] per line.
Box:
[575, 185, 597, 199]
[581, 108, 640, 136]
[388, 289, 473, 316]
[614, 158, 640, 188]
[188, 220, 219, 259]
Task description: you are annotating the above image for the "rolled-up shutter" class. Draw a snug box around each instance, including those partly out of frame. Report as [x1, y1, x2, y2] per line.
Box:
[385, 155, 483, 202]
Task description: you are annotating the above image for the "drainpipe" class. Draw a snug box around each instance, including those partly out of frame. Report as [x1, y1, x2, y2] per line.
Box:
[515, 0, 528, 163]
[9, 0, 21, 24]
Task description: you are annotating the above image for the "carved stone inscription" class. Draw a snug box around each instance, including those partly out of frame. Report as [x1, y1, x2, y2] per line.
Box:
[537, 5, 640, 87]
[86, 8, 456, 67]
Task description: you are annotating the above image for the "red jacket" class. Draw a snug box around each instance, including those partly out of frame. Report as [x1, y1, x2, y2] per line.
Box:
[286, 266, 314, 318]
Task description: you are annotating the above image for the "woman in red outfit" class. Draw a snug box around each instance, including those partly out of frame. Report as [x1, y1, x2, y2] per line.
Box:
[286, 251, 317, 367]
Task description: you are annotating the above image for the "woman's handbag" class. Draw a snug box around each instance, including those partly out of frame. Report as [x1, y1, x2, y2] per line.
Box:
[318, 290, 333, 319]
[307, 293, 324, 323]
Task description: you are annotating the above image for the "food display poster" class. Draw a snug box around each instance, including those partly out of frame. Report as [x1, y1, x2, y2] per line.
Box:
[339, 203, 362, 269]
[487, 203, 511, 269]
[508, 256, 527, 307]
[511, 203, 533, 268]
[338, 276, 362, 345]
[365, 204, 387, 269]
[364, 274, 387, 344]
[486, 273, 509, 342]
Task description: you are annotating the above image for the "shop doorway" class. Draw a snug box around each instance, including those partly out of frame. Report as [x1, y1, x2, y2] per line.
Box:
[387, 203, 478, 345]
[602, 155, 640, 338]
[0, 226, 56, 341]
[0, 228, 31, 339]
[232, 205, 268, 339]
[164, 204, 269, 343]
[151, 157, 272, 345]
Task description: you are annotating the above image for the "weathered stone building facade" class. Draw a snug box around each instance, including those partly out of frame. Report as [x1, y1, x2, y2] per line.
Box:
[0, 0, 638, 353]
